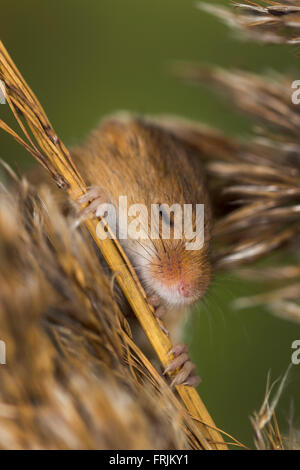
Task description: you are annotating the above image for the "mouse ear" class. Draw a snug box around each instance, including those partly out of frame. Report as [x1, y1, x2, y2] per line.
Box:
[152, 115, 238, 164]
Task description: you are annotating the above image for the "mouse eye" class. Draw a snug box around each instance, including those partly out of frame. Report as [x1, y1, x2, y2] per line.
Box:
[158, 206, 174, 227]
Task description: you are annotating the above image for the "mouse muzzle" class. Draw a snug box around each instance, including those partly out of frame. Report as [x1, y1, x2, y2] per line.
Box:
[147, 244, 211, 306]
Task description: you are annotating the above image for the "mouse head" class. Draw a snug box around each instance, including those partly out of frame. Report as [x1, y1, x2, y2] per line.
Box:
[121, 193, 212, 307]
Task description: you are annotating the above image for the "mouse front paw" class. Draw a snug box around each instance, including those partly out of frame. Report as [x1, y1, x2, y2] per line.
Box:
[147, 294, 170, 335]
[164, 343, 201, 388]
[147, 294, 167, 318]
[76, 185, 109, 224]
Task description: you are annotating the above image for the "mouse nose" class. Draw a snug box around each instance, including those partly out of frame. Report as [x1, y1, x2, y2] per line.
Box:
[178, 281, 192, 298]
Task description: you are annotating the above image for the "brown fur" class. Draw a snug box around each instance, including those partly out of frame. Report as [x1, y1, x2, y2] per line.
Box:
[71, 115, 212, 340]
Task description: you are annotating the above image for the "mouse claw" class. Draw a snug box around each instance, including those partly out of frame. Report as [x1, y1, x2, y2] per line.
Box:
[147, 295, 161, 308]
[163, 352, 189, 375]
[182, 375, 202, 387]
[147, 295, 166, 318]
[165, 344, 201, 388]
[77, 186, 105, 205]
[147, 295, 169, 333]
[157, 318, 169, 336]
[154, 305, 167, 318]
[168, 343, 188, 357]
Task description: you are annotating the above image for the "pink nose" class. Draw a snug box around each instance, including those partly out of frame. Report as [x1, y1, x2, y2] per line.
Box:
[178, 281, 191, 298]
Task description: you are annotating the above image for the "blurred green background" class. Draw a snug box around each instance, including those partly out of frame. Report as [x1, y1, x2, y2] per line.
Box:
[1, 0, 299, 448]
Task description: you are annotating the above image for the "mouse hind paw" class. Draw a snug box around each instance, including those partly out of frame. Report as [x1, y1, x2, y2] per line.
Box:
[164, 343, 201, 388]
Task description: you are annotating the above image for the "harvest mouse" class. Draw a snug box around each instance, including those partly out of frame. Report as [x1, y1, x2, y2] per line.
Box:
[72, 115, 212, 387]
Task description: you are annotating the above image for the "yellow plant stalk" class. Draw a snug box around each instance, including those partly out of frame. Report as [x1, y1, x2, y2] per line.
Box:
[0, 41, 227, 450]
